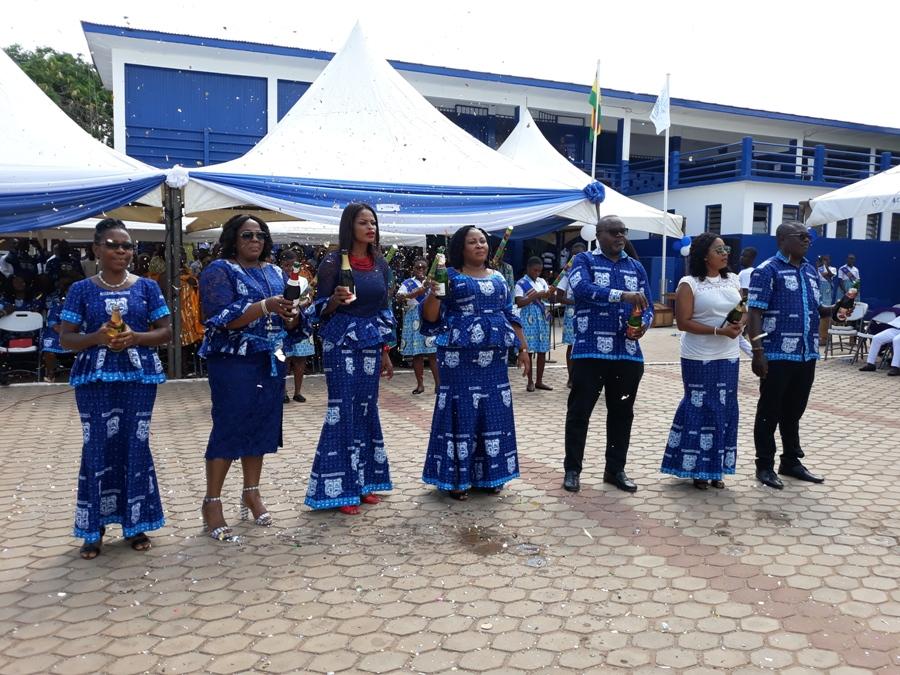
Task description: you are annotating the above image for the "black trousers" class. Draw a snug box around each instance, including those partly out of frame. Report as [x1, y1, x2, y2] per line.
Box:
[753, 360, 817, 471]
[564, 358, 644, 474]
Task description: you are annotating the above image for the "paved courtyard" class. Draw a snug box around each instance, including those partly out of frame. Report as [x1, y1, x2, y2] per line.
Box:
[0, 330, 898, 674]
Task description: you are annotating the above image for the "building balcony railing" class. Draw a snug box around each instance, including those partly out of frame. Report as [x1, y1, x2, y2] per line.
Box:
[574, 137, 900, 196]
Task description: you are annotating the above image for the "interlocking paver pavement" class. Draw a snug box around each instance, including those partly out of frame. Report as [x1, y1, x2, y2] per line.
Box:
[1, 328, 898, 673]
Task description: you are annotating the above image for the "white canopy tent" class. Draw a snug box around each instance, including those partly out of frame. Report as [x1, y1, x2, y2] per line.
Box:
[497, 107, 683, 237]
[176, 23, 602, 234]
[0, 50, 165, 233]
[806, 165, 900, 226]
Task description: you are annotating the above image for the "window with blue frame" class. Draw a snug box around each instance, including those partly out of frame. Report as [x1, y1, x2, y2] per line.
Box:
[781, 204, 801, 223]
[752, 203, 771, 235]
[705, 205, 722, 234]
[866, 214, 881, 240]
[834, 219, 851, 238]
[124, 64, 267, 168]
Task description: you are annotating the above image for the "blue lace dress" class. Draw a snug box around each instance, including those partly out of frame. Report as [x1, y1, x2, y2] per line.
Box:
[305, 253, 395, 509]
[60, 277, 170, 543]
[199, 259, 310, 460]
[420, 269, 522, 491]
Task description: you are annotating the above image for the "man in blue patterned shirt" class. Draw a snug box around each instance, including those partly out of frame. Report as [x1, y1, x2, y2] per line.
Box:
[747, 221, 834, 490]
[563, 216, 654, 493]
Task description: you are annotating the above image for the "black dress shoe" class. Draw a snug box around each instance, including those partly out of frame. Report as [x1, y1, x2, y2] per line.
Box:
[859, 363, 876, 372]
[756, 469, 784, 489]
[778, 463, 824, 483]
[604, 470, 637, 493]
[889, 366, 900, 376]
[563, 471, 580, 492]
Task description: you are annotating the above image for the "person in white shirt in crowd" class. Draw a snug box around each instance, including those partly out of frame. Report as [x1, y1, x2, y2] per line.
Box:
[837, 254, 860, 295]
[515, 256, 554, 392]
[661, 233, 745, 489]
[859, 315, 900, 376]
[736, 246, 757, 296]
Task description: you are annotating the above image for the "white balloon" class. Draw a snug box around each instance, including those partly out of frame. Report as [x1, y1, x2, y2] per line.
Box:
[679, 245, 691, 257]
[580, 224, 597, 242]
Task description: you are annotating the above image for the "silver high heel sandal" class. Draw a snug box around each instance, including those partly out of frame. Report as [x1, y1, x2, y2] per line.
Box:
[202, 496, 234, 541]
[240, 486, 272, 526]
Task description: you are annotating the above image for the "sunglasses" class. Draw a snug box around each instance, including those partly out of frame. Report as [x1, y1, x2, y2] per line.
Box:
[240, 231, 269, 241]
[600, 227, 628, 237]
[101, 240, 135, 251]
[713, 245, 732, 255]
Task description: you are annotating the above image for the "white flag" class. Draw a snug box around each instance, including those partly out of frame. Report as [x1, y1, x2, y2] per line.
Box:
[649, 79, 670, 135]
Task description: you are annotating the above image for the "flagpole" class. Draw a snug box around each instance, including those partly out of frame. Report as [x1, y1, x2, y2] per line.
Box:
[590, 59, 600, 180]
[660, 72, 671, 304]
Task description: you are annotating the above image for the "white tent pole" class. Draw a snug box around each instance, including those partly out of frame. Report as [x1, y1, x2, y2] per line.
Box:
[660, 73, 671, 303]
[590, 60, 601, 181]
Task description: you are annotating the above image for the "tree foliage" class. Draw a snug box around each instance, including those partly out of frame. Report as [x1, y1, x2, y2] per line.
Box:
[4, 44, 113, 145]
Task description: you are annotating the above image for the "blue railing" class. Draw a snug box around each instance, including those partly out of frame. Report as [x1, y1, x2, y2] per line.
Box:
[607, 137, 896, 195]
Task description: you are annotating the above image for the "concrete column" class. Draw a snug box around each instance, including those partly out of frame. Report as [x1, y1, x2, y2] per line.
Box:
[266, 78, 278, 133]
[112, 53, 127, 153]
[621, 116, 632, 161]
[794, 138, 804, 178]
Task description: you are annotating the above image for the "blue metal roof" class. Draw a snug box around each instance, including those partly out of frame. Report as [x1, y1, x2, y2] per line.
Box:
[82, 21, 900, 137]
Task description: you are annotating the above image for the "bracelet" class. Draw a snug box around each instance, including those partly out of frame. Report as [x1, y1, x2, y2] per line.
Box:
[751, 347, 763, 352]
[713, 327, 718, 336]
[259, 299, 270, 316]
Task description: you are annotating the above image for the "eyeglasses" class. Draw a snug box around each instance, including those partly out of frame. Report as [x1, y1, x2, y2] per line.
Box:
[240, 231, 269, 241]
[101, 240, 135, 251]
[600, 227, 628, 237]
[713, 245, 732, 255]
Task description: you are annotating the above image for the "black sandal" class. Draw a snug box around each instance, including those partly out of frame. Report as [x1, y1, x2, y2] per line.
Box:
[693, 479, 709, 490]
[448, 490, 468, 501]
[79, 526, 105, 560]
[710, 480, 725, 489]
[126, 532, 151, 552]
[412, 386, 425, 395]
[293, 393, 306, 403]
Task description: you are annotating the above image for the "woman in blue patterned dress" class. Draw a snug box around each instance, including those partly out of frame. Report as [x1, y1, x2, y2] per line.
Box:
[515, 257, 555, 392]
[556, 242, 586, 389]
[660, 233, 744, 489]
[278, 248, 315, 403]
[398, 257, 439, 395]
[305, 203, 395, 515]
[421, 226, 531, 500]
[198, 215, 307, 541]
[58, 219, 172, 559]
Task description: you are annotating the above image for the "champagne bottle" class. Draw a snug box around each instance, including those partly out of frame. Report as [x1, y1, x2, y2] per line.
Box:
[625, 304, 643, 339]
[107, 306, 126, 351]
[433, 252, 448, 297]
[721, 298, 747, 326]
[426, 246, 445, 279]
[283, 261, 304, 311]
[384, 244, 399, 264]
[491, 226, 514, 269]
[339, 250, 356, 303]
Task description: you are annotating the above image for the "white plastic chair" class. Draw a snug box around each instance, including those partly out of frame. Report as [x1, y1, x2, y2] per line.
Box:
[854, 310, 899, 365]
[825, 302, 867, 359]
[0, 311, 44, 382]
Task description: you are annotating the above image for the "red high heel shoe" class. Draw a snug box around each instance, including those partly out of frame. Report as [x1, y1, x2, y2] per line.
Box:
[361, 494, 380, 505]
[338, 505, 360, 515]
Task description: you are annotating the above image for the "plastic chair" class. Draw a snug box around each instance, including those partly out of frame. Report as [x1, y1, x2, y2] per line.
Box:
[0, 311, 44, 382]
[852, 311, 897, 364]
[825, 302, 867, 359]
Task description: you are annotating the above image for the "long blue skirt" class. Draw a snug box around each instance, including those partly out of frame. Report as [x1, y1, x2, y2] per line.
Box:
[562, 306, 575, 345]
[422, 347, 519, 491]
[205, 352, 286, 460]
[74, 382, 165, 543]
[400, 305, 436, 356]
[305, 347, 392, 509]
[520, 303, 550, 353]
[661, 357, 739, 480]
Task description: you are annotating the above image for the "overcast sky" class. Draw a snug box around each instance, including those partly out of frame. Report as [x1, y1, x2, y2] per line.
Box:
[3, 0, 897, 129]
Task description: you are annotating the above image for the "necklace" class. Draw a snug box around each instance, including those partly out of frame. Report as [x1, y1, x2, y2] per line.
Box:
[98, 270, 130, 288]
[238, 260, 275, 331]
